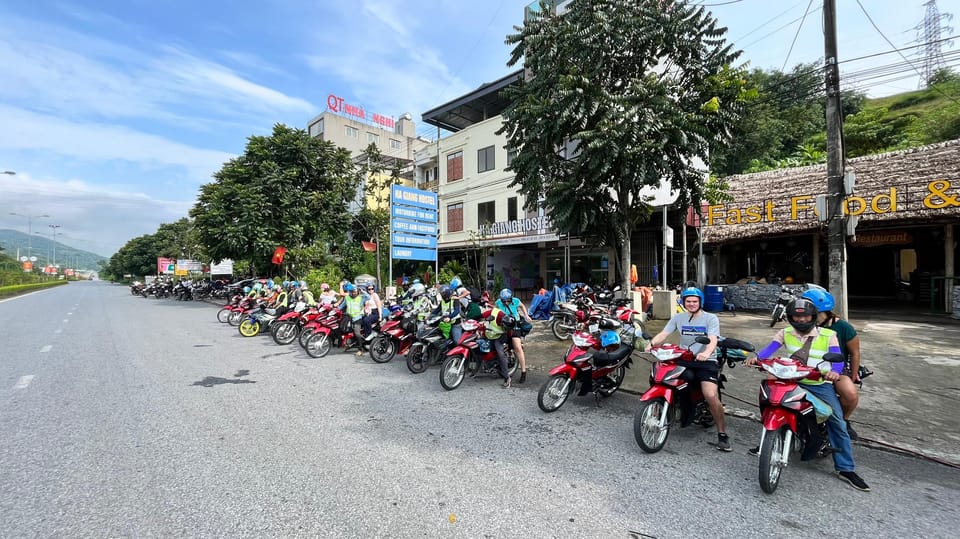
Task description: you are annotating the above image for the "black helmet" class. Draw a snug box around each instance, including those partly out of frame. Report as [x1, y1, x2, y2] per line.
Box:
[785, 298, 818, 333]
[501, 314, 517, 328]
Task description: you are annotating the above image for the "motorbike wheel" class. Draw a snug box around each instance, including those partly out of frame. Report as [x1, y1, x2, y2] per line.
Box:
[506, 351, 519, 377]
[406, 345, 428, 374]
[271, 321, 298, 346]
[228, 311, 242, 326]
[759, 427, 786, 494]
[216, 308, 231, 323]
[598, 365, 627, 397]
[439, 355, 467, 390]
[537, 374, 573, 412]
[299, 327, 316, 348]
[551, 313, 574, 340]
[769, 305, 784, 328]
[238, 319, 261, 337]
[369, 335, 396, 364]
[634, 398, 671, 453]
[305, 333, 332, 358]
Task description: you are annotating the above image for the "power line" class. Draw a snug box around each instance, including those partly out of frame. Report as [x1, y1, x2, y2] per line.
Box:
[741, 4, 823, 49]
[781, 0, 816, 71]
[732, 1, 808, 42]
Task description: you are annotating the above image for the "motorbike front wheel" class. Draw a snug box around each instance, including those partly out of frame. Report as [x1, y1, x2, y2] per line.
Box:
[406, 344, 428, 374]
[369, 335, 396, 364]
[439, 355, 467, 390]
[228, 311, 243, 326]
[759, 427, 787, 494]
[299, 327, 316, 348]
[769, 304, 785, 327]
[216, 308, 232, 323]
[634, 398, 671, 453]
[238, 319, 261, 337]
[551, 313, 574, 340]
[271, 321, 298, 345]
[305, 333, 332, 358]
[537, 374, 573, 412]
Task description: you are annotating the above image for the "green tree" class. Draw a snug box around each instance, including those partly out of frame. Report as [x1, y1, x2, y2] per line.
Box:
[501, 0, 748, 292]
[190, 124, 357, 276]
[355, 143, 400, 286]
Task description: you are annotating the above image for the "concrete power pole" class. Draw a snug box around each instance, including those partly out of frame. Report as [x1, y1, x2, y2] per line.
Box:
[824, 0, 848, 318]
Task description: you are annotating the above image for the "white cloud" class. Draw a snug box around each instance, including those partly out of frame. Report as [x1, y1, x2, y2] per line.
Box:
[0, 172, 192, 257]
[0, 105, 234, 182]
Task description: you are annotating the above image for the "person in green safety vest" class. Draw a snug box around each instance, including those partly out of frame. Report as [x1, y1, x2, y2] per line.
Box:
[339, 283, 368, 355]
[483, 306, 517, 388]
[431, 285, 461, 340]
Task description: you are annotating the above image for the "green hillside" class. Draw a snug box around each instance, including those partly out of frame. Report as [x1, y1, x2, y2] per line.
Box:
[0, 229, 106, 271]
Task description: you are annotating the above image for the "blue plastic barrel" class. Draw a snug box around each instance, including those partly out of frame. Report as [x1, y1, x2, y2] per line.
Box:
[704, 285, 724, 312]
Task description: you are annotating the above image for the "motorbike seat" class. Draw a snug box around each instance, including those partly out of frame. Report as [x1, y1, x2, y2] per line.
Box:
[593, 344, 633, 367]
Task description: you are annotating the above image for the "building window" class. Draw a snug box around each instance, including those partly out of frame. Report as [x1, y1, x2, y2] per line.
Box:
[345, 126, 359, 139]
[507, 197, 518, 221]
[309, 119, 324, 138]
[447, 203, 463, 233]
[447, 151, 463, 182]
[478, 201, 496, 228]
[506, 148, 518, 167]
[390, 139, 401, 150]
[367, 132, 380, 144]
[478, 145, 495, 173]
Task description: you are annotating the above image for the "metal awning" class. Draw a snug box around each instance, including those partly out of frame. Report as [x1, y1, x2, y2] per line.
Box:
[421, 70, 523, 133]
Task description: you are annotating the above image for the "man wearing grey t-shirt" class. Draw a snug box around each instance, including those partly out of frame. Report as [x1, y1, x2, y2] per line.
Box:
[646, 287, 730, 451]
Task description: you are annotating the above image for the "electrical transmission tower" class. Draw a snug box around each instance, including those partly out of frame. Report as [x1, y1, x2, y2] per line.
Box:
[913, 0, 954, 87]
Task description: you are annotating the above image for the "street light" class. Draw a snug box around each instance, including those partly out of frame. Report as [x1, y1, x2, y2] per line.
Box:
[49, 224, 61, 268]
[10, 212, 50, 260]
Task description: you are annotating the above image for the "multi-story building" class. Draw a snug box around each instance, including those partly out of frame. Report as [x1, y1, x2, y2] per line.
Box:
[306, 95, 430, 210]
[416, 71, 625, 294]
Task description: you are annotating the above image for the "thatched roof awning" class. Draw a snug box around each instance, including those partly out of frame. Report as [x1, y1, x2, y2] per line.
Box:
[701, 139, 960, 243]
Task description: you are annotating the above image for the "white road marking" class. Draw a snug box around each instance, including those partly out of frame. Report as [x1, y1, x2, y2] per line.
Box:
[62, 319, 69, 323]
[40, 345, 52, 353]
[67, 312, 73, 316]
[14, 375, 34, 389]
[54, 329, 62, 334]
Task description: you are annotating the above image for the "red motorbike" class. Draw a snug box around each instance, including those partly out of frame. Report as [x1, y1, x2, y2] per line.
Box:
[303, 309, 347, 358]
[754, 353, 845, 494]
[438, 319, 517, 390]
[367, 307, 417, 363]
[537, 320, 634, 412]
[270, 303, 322, 346]
[633, 336, 753, 453]
[216, 294, 245, 323]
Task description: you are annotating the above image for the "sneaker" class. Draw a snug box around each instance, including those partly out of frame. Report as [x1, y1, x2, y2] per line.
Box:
[838, 471, 871, 492]
[518, 371, 526, 384]
[748, 446, 759, 457]
[847, 424, 859, 441]
[503, 377, 512, 389]
[355, 351, 364, 357]
[716, 433, 732, 452]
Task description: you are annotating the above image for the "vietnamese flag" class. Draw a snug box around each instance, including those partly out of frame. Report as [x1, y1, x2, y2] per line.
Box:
[361, 240, 377, 252]
[271, 246, 287, 265]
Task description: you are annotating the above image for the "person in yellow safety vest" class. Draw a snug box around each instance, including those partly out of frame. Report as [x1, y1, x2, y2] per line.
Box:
[483, 307, 517, 388]
[300, 281, 316, 307]
[339, 283, 368, 355]
[747, 298, 870, 492]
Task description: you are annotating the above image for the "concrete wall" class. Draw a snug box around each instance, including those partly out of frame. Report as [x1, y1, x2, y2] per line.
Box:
[722, 283, 803, 311]
[954, 286, 960, 319]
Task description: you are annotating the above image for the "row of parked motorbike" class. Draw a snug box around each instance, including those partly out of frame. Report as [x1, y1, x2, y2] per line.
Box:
[130, 279, 233, 301]
[206, 283, 834, 495]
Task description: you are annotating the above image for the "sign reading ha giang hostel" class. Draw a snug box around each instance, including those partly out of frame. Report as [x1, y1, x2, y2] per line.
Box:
[478, 215, 559, 246]
[390, 185, 438, 261]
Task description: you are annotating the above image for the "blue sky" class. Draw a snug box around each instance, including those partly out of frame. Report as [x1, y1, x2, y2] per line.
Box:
[0, 0, 953, 257]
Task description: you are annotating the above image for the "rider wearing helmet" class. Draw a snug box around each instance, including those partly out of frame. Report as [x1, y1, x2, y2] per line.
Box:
[318, 283, 337, 306]
[299, 281, 316, 307]
[431, 284, 462, 341]
[361, 283, 383, 342]
[339, 283, 368, 355]
[801, 288, 862, 439]
[495, 288, 533, 384]
[749, 297, 870, 491]
[484, 305, 517, 388]
[646, 286, 730, 451]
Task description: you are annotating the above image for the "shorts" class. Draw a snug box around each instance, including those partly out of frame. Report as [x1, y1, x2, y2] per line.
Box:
[685, 362, 720, 385]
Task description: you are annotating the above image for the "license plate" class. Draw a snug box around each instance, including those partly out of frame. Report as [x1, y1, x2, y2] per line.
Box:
[589, 324, 599, 334]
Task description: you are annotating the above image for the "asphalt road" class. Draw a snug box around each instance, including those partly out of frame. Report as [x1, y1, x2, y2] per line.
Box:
[1, 281, 957, 538]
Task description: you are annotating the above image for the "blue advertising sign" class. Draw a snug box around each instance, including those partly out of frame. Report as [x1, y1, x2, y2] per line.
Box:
[393, 233, 437, 249]
[391, 205, 438, 222]
[392, 218, 437, 235]
[392, 246, 437, 261]
[391, 185, 438, 211]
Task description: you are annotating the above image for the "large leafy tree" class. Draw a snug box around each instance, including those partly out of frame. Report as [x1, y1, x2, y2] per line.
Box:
[190, 124, 357, 275]
[501, 0, 749, 290]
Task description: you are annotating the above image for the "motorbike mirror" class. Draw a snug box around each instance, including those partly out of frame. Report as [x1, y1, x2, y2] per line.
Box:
[612, 285, 621, 292]
[695, 336, 711, 345]
[641, 332, 653, 340]
[822, 352, 845, 363]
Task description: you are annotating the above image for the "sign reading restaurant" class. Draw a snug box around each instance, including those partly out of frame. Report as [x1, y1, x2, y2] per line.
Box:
[704, 180, 960, 226]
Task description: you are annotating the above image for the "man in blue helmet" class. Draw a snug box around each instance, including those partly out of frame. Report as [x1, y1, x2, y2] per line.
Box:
[645, 286, 729, 451]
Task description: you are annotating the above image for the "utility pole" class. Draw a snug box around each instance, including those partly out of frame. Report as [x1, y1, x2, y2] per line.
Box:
[824, 0, 848, 318]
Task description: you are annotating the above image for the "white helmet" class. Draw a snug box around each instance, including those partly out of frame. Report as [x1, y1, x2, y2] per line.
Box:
[408, 283, 426, 298]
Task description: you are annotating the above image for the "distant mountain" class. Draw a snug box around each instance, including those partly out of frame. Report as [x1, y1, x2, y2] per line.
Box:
[0, 229, 107, 270]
